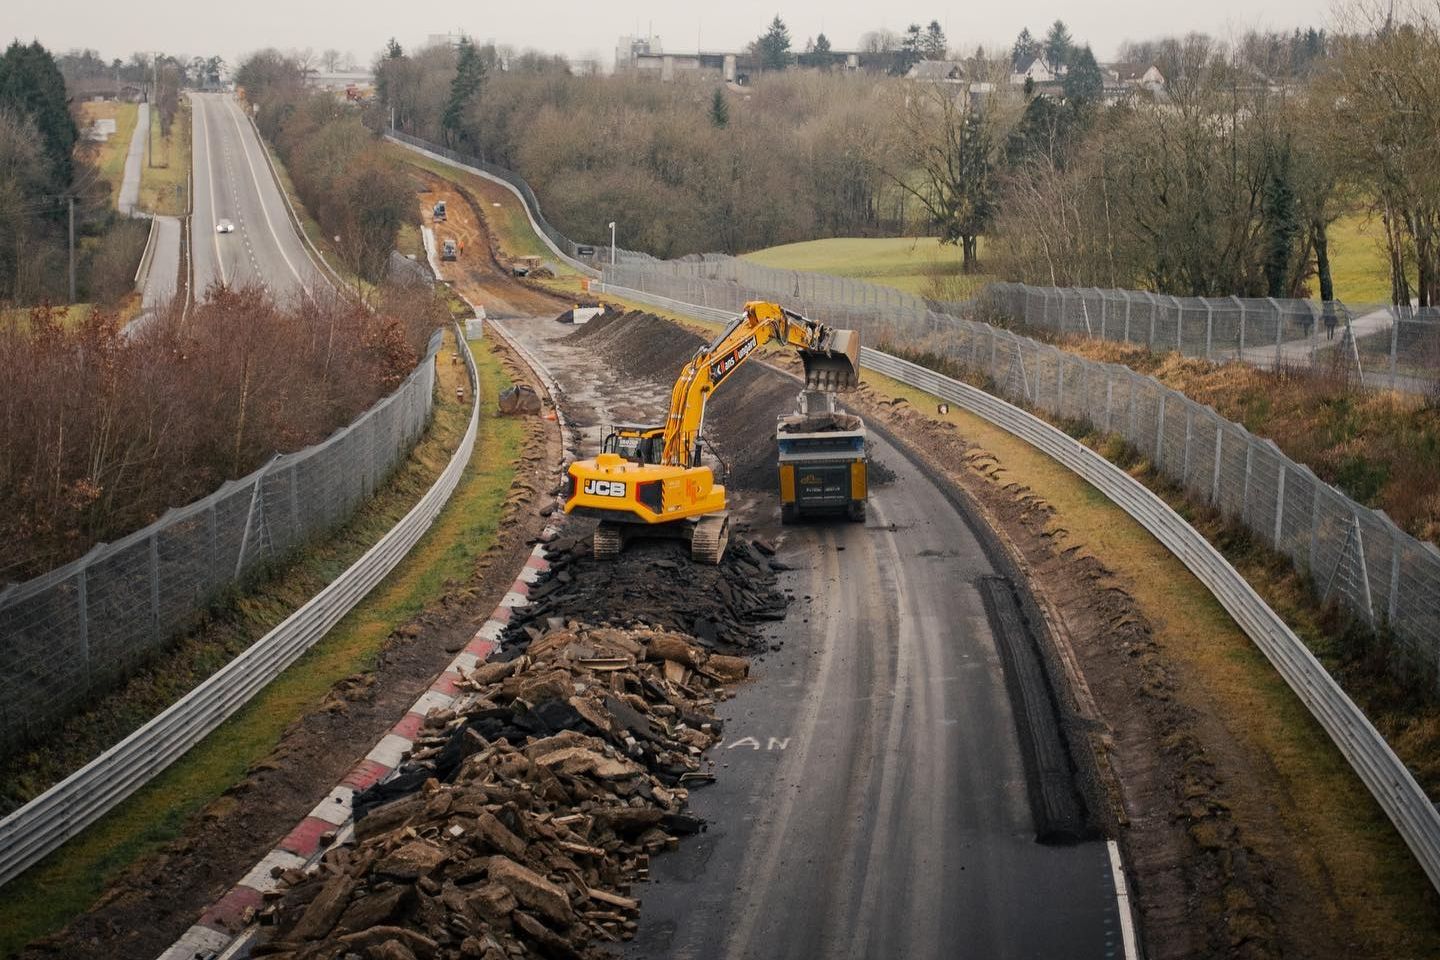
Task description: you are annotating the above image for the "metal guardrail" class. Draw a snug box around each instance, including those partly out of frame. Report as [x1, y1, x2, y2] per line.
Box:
[133, 215, 160, 288]
[0, 323, 480, 889]
[594, 280, 1440, 895]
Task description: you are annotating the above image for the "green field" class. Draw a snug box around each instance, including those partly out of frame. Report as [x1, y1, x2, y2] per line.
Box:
[139, 100, 190, 216]
[1327, 209, 1393, 305]
[740, 236, 994, 299]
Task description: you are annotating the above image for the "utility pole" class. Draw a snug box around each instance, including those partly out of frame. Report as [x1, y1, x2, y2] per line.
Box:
[149, 52, 157, 168]
[68, 196, 76, 303]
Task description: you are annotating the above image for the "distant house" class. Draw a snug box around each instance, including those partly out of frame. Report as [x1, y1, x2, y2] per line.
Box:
[1105, 62, 1165, 91]
[906, 60, 967, 85]
[1010, 57, 1064, 86]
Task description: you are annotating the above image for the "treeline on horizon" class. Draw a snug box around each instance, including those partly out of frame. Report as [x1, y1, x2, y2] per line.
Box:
[358, 5, 1437, 307]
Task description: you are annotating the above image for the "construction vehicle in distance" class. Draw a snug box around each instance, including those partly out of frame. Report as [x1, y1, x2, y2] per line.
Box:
[441, 238, 458, 262]
[777, 391, 867, 524]
[433, 200, 447, 221]
[563, 301, 861, 563]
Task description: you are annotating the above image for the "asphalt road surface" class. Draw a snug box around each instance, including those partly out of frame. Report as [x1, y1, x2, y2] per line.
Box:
[189, 92, 323, 302]
[500, 314, 1126, 960]
[118, 102, 148, 217]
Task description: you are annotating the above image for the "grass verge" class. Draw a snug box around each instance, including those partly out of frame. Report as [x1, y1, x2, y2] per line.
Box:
[0, 334, 524, 957]
[139, 100, 190, 216]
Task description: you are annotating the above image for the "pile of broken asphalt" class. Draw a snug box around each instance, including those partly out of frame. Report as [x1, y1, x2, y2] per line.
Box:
[249, 536, 788, 960]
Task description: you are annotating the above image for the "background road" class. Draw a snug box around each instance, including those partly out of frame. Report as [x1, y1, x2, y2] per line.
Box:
[189, 92, 323, 302]
[117, 102, 148, 217]
[501, 314, 1125, 959]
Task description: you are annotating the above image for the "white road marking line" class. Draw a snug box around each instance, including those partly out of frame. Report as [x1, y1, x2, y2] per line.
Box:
[1106, 839, 1140, 960]
[196, 97, 227, 286]
[222, 97, 308, 295]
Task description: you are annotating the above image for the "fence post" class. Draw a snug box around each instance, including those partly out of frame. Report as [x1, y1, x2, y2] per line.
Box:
[1182, 404, 1193, 482]
[1124, 291, 1133, 343]
[1233, 296, 1245, 357]
[1268, 296, 1283, 366]
[77, 568, 90, 690]
[1388, 536, 1401, 626]
[1309, 479, 1323, 577]
[1211, 423, 1223, 505]
[1173, 296, 1184, 353]
[1147, 293, 1157, 349]
[1105, 377, 1114, 434]
[1155, 392, 1166, 466]
[1098, 289, 1108, 340]
[1389, 308, 1400, 391]
[1241, 441, 1252, 522]
[149, 533, 161, 633]
[1273, 459, 1285, 549]
[1205, 301, 1214, 359]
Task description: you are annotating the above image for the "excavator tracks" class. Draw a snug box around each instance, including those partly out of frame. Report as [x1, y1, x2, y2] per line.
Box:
[593, 524, 624, 561]
[690, 512, 731, 565]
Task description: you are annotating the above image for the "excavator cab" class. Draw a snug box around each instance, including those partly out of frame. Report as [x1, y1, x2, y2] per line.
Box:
[603, 424, 665, 465]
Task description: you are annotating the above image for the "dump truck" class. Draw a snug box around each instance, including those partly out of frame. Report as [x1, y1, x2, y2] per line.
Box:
[433, 200, 447, 221]
[777, 390, 867, 524]
[563, 301, 860, 563]
[441, 238, 458, 261]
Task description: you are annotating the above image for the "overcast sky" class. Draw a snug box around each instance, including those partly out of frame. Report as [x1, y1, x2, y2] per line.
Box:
[9, 0, 1333, 69]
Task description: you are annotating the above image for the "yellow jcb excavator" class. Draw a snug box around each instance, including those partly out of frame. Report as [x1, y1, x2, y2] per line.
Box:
[562, 301, 861, 563]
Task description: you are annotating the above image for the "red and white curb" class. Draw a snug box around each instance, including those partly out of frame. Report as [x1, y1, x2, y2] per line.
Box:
[156, 537, 554, 960]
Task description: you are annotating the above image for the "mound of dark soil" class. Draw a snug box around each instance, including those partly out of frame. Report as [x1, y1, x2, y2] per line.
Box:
[503, 532, 789, 653]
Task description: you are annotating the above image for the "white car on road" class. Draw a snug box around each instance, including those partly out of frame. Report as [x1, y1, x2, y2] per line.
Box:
[216, 219, 235, 234]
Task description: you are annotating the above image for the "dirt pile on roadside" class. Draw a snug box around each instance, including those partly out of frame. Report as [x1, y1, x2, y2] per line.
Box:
[250, 621, 749, 960]
[504, 533, 789, 653]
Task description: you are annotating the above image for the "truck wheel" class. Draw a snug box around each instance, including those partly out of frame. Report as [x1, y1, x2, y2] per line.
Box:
[847, 501, 867, 523]
[780, 503, 798, 525]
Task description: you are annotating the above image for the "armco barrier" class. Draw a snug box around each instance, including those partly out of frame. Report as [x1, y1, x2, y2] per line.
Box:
[594, 279, 1440, 895]
[0, 323, 480, 889]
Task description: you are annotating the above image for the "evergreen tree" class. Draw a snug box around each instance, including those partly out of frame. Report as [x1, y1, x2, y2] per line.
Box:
[1011, 28, 1041, 70]
[385, 37, 404, 59]
[443, 36, 487, 146]
[899, 23, 924, 73]
[756, 16, 793, 71]
[814, 32, 831, 54]
[0, 40, 77, 192]
[1262, 142, 1300, 297]
[1044, 20, 1073, 71]
[1063, 44, 1103, 105]
[922, 21, 948, 60]
[710, 87, 729, 128]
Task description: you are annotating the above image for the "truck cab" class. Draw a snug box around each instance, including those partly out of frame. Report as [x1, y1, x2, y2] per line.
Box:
[433, 200, 446, 221]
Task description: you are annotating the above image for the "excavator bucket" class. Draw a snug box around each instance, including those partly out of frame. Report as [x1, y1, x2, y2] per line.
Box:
[801, 328, 861, 391]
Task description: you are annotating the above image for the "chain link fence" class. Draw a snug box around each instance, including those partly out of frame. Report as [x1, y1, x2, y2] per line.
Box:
[0, 330, 443, 756]
[981, 282, 1440, 396]
[598, 261, 1440, 688]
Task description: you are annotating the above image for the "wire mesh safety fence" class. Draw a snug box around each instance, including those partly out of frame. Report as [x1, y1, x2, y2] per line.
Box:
[0, 330, 444, 756]
[981, 282, 1440, 396]
[598, 262, 1440, 688]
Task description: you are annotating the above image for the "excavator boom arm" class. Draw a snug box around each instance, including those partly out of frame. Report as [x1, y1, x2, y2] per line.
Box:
[660, 302, 859, 466]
